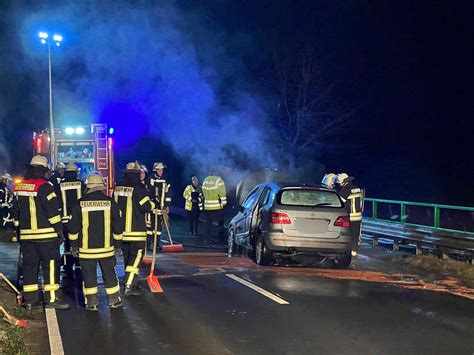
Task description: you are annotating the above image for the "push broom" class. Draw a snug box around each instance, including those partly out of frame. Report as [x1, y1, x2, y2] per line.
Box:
[146, 211, 163, 293]
[0, 272, 23, 305]
[0, 306, 27, 327]
[161, 210, 184, 253]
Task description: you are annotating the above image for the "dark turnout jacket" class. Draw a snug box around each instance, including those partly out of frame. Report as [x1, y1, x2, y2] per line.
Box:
[12, 179, 63, 241]
[68, 191, 124, 259]
[113, 182, 155, 242]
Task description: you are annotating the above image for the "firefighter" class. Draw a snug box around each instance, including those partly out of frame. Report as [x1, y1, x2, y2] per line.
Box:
[11, 155, 70, 310]
[50, 162, 66, 198]
[202, 172, 227, 242]
[114, 161, 155, 295]
[0, 172, 14, 229]
[68, 173, 124, 311]
[146, 162, 171, 250]
[335, 173, 364, 257]
[321, 173, 337, 189]
[183, 176, 204, 236]
[59, 162, 86, 277]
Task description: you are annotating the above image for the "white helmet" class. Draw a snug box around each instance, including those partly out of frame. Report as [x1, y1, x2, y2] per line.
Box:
[153, 162, 166, 170]
[321, 173, 336, 188]
[86, 173, 106, 191]
[126, 161, 141, 172]
[30, 155, 49, 168]
[66, 162, 79, 172]
[335, 173, 349, 185]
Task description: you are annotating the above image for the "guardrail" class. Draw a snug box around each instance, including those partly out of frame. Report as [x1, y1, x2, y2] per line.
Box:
[362, 198, 474, 262]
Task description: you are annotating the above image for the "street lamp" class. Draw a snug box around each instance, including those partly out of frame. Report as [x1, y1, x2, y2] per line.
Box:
[38, 31, 63, 166]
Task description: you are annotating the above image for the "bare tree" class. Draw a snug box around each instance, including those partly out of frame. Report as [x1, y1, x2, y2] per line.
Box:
[272, 45, 354, 172]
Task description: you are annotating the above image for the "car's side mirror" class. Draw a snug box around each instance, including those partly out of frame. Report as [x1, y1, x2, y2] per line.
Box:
[233, 205, 244, 213]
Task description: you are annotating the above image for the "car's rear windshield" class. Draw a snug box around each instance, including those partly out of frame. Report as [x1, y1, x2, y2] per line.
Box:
[277, 188, 343, 208]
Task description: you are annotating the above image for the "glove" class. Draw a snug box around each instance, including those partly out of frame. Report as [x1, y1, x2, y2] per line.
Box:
[71, 245, 79, 258]
[57, 231, 65, 245]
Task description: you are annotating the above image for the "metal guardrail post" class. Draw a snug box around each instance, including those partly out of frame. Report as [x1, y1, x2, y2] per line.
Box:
[434, 206, 440, 229]
[400, 203, 407, 223]
[372, 201, 377, 219]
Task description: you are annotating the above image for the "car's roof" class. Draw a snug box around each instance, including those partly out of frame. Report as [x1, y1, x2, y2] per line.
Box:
[267, 181, 335, 192]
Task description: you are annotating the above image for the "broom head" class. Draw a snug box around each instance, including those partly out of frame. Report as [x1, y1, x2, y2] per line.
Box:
[161, 244, 184, 253]
[141, 255, 153, 265]
[146, 274, 163, 293]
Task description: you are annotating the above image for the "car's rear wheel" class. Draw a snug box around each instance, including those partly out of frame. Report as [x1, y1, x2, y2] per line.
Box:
[255, 235, 273, 266]
[335, 253, 352, 268]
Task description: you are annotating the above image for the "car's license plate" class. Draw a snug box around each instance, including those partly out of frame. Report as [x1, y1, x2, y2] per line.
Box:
[294, 218, 329, 234]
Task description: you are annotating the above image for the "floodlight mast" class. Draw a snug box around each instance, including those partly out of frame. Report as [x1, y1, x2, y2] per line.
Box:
[38, 31, 63, 167]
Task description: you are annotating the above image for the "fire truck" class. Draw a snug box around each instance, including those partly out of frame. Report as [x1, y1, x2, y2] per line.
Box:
[33, 124, 115, 191]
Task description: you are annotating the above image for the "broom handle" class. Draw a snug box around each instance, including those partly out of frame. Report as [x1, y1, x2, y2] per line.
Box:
[162, 210, 174, 245]
[0, 273, 21, 295]
[150, 210, 158, 275]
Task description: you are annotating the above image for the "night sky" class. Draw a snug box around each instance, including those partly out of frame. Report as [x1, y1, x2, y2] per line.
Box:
[0, 1, 473, 205]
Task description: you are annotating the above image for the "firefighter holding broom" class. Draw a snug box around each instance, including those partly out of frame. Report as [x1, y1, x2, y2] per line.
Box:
[114, 162, 156, 296]
[68, 173, 124, 311]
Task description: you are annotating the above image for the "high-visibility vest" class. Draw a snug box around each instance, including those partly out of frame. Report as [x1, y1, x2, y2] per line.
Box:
[202, 176, 227, 211]
[183, 185, 204, 211]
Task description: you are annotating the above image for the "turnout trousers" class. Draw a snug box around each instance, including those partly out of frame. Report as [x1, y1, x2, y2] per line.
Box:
[80, 256, 120, 306]
[350, 221, 362, 252]
[21, 240, 61, 304]
[146, 214, 163, 250]
[206, 209, 224, 241]
[122, 241, 144, 289]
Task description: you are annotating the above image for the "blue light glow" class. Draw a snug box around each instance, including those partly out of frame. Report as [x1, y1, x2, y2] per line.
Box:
[108, 127, 114, 135]
[40, 39, 46, 44]
[65, 127, 75, 135]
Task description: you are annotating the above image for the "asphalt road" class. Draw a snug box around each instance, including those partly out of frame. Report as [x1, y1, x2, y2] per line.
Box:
[2, 218, 474, 354]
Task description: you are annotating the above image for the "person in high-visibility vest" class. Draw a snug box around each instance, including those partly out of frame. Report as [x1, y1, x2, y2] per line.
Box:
[69, 173, 124, 311]
[114, 161, 155, 296]
[202, 174, 227, 242]
[11, 155, 70, 310]
[335, 173, 364, 257]
[183, 176, 204, 236]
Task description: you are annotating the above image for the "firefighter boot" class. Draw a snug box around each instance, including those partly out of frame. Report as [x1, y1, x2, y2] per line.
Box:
[109, 296, 123, 309]
[85, 294, 99, 311]
[45, 299, 71, 310]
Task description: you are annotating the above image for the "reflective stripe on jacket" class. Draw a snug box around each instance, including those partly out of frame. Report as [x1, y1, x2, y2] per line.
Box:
[113, 184, 154, 242]
[12, 179, 63, 241]
[183, 185, 204, 211]
[69, 191, 124, 259]
[202, 176, 227, 211]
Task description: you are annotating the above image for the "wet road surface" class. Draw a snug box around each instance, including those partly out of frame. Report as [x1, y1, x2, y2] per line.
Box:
[54, 217, 474, 355]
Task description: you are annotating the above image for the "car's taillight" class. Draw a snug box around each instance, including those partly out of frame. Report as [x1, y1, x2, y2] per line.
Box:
[334, 216, 350, 227]
[271, 212, 292, 224]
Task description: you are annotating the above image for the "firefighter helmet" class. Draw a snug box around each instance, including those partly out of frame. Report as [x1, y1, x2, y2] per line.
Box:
[66, 162, 78, 172]
[321, 173, 336, 188]
[56, 162, 66, 169]
[140, 165, 148, 174]
[30, 155, 49, 168]
[86, 173, 106, 191]
[126, 161, 141, 172]
[153, 162, 166, 170]
[335, 173, 349, 184]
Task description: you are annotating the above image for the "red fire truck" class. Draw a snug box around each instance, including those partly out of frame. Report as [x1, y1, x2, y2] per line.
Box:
[33, 124, 115, 191]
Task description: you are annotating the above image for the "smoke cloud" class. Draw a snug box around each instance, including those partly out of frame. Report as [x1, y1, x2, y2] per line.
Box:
[14, 1, 275, 180]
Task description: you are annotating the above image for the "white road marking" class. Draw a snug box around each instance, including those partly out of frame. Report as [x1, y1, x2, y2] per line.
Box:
[226, 274, 289, 305]
[45, 308, 65, 355]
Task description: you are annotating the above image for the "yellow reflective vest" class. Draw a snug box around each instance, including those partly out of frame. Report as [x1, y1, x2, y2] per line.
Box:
[202, 176, 227, 211]
[183, 184, 204, 211]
